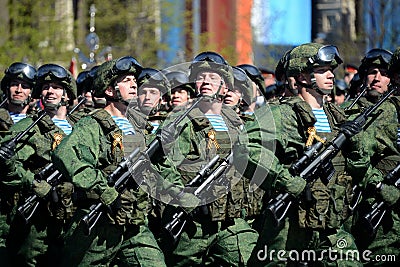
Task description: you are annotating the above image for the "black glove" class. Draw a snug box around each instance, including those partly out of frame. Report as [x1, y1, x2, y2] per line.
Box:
[339, 120, 363, 137]
[0, 141, 16, 161]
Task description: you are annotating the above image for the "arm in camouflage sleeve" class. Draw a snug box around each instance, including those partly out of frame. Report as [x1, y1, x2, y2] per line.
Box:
[346, 100, 400, 188]
[1, 118, 42, 190]
[52, 116, 112, 199]
[235, 104, 307, 196]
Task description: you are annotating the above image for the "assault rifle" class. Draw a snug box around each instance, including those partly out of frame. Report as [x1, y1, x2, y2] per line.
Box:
[163, 152, 233, 245]
[81, 95, 205, 235]
[361, 163, 400, 236]
[266, 85, 397, 228]
[17, 163, 63, 223]
[16, 98, 88, 223]
[265, 140, 325, 227]
[344, 84, 368, 111]
[0, 110, 47, 161]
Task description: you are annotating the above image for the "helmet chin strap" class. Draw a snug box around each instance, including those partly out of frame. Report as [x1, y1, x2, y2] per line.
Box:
[297, 73, 331, 95]
[201, 81, 225, 103]
[113, 85, 131, 106]
[42, 89, 69, 110]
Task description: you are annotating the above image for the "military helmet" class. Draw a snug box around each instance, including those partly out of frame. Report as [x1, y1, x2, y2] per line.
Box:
[334, 79, 348, 96]
[275, 49, 292, 82]
[1, 62, 36, 94]
[286, 43, 343, 77]
[76, 65, 99, 96]
[165, 71, 195, 96]
[189, 51, 234, 91]
[388, 47, 400, 77]
[93, 56, 142, 98]
[137, 68, 171, 97]
[236, 64, 265, 94]
[33, 63, 77, 100]
[359, 48, 392, 79]
[232, 66, 253, 106]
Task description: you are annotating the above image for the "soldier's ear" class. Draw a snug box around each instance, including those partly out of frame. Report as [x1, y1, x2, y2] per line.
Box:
[104, 86, 114, 97]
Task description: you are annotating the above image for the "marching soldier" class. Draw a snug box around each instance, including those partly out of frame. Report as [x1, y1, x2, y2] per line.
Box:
[0, 63, 77, 266]
[236, 43, 362, 266]
[52, 57, 167, 266]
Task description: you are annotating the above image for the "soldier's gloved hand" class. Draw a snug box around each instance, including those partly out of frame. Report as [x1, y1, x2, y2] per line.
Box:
[285, 176, 307, 197]
[339, 120, 363, 138]
[0, 141, 16, 161]
[100, 187, 119, 206]
[32, 180, 52, 198]
[379, 184, 400, 206]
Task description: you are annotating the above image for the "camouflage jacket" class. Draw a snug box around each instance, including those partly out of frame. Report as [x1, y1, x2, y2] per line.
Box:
[239, 96, 353, 229]
[346, 95, 400, 191]
[160, 104, 250, 221]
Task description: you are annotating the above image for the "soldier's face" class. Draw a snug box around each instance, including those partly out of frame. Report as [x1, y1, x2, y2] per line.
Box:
[195, 71, 227, 96]
[366, 67, 390, 94]
[170, 87, 189, 107]
[9, 79, 31, 102]
[41, 82, 68, 104]
[224, 88, 242, 106]
[313, 66, 335, 92]
[138, 87, 161, 109]
[116, 74, 137, 101]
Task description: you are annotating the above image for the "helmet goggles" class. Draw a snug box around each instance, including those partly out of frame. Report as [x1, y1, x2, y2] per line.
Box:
[193, 51, 228, 65]
[233, 66, 248, 83]
[113, 56, 142, 76]
[166, 71, 189, 86]
[37, 64, 70, 82]
[364, 48, 393, 64]
[6, 62, 36, 80]
[308, 45, 343, 65]
[139, 68, 169, 88]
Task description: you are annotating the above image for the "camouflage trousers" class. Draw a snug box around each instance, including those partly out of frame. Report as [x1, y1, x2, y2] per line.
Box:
[6, 205, 67, 267]
[248, 208, 363, 267]
[160, 217, 258, 267]
[60, 209, 166, 267]
[351, 201, 400, 266]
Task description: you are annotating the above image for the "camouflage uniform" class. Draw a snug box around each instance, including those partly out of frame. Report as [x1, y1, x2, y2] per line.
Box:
[52, 58, 167, 266]
[236, 43, 361, 266]
[1, 112, 71, 266]
[345, 48, 400, 266]
[157, 53, 259, 266]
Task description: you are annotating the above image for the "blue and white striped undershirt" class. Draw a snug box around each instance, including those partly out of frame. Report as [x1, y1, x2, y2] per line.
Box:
[112, 116, 135, 135]
[9, 112, 26, 124]
[150, 122, 160, 134]
[205, 114, 228, 132]
[312, 108, 331, 133]
[52, 118, 72, 135]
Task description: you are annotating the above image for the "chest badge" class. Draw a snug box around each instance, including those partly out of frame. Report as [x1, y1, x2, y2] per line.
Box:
[52, 133, 63, 150]
[305, 126, 326, 148]
[112, 132, 124, 155]
[207, 130, 220, 150]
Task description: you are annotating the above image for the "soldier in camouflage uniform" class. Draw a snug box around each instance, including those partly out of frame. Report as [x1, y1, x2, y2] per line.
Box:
[345, 48, 400, 265]
[224, 66, 256, 116]
[0, 62, 37, 262]
[236, 43, 361, 266]
[0, 62, 37, 134]
[166, 70, 195, 109]
[157, 51, 259, 266]
[52, 56, 168, 266]
[0, 63, 77, 266]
